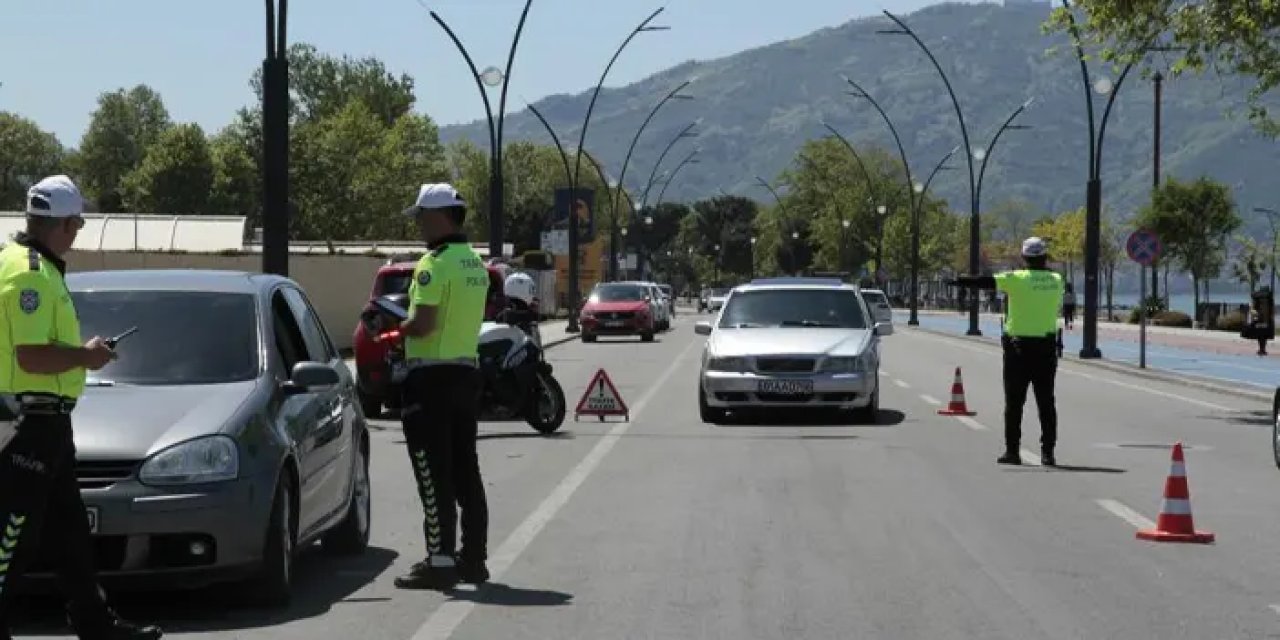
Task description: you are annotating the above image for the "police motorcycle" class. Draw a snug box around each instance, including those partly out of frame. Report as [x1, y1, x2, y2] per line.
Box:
[360, 274, 567, 435]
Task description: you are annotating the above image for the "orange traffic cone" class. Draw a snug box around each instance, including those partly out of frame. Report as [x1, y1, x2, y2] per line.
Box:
[1136, 442, 1215, 544]
[937, 367, 976, 416]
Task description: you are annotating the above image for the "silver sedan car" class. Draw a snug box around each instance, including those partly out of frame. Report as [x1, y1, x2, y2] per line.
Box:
[18, 270, 371, 607]
[694, 278, 888, 423]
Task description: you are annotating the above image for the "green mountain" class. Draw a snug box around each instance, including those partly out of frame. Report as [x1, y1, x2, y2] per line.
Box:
[440, 1, 1279, 235]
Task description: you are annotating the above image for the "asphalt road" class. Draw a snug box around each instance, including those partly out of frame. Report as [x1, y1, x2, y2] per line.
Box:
[14, 315, 1280, 639]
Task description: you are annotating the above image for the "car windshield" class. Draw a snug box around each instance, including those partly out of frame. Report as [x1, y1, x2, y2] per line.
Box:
[718, 289, 868, 329]
[590, 284, 647, 302]
[379, 272, 413, 295]
[73, 290, 260, 385]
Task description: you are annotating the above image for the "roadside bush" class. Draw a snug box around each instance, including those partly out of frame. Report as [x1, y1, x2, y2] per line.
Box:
[1151, 310, 1192, 327]
[1214, 310, 1246, 332]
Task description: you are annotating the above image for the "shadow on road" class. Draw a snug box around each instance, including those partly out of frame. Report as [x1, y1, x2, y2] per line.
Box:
[448, 582, 573, 607]
[477, 431, 576, 441]
[11, 546, 398, 635]
[1218, 410, 1272, 427]
[719, 408, 906, 428]
[1004, 464, 1126, 474]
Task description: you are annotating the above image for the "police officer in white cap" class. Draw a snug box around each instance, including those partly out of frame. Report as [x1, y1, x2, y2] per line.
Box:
[949, 236, 1065, 466]
[0, 176, 162, 638]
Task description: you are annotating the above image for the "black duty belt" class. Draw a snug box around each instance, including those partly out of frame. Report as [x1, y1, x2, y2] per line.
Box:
[13, 393, 77, 414]
[1004, 334, 1056, 342]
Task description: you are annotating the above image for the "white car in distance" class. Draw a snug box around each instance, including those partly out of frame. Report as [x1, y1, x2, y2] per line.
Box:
[694, 278, 889, 424]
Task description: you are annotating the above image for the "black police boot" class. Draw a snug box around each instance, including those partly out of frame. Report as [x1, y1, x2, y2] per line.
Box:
[997, 449, 1021, 465]
[456, 549, 490, 585]
[1041, 447, 1056, 467]
[67, 608, 162, 640]
[395, 557, 458, 591]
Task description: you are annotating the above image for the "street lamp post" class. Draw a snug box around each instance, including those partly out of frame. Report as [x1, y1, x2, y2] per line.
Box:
[640, 121, 700, 208]
[609, 82, 695, 280]
[878, 11, 981, 335]
[566, 8, 669, 333]
[973, 99, 1034, 228]
[428, 0, 533, 260]
[656, 150, 700, 205]
[821, 122, 890, 274]
[262, 0, 290, 276]
[912, 147, 959, 325]
[750, 236, 757, 279]
[1058, 0, 1141, 358]
[840, 219, 851, 272]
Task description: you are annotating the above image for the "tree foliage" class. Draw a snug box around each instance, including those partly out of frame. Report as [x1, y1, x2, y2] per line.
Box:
[1134, 176, 1241, 308]
[75, 85, 172, 212]
[0, 113, 64, 210]
[1045, 0, 1280, 136]
[121, 124, 213, 214]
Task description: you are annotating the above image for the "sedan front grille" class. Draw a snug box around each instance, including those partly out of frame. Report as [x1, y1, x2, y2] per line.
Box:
[598, 311, 635, 320]
[754, 357, 816, 373]
[77, 460, 140, 490]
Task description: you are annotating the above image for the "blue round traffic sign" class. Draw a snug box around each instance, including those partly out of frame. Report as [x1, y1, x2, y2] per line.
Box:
[1126, 229, 1162, 266]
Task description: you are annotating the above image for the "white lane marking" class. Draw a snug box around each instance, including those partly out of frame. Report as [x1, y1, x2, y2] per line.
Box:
[919, 394, 941, 405]
[1095, 499, 1156, 530]
[1020, 448, 1042, 466]
[909, 331, 1235, 411]
[955, 416, 988, 431]
[410, 338, 701, 640]
[893, 379, 911, 389]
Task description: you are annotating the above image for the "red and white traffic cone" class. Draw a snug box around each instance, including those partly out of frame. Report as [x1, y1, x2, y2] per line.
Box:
[1136, 442, 1215, 544]
[937, 367, 976, 416]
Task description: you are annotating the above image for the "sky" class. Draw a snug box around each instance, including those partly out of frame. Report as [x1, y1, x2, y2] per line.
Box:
[0, 0, 984, 146]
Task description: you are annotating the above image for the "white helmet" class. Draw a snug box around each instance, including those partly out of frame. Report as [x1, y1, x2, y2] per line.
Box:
[504, 272, 537, 305]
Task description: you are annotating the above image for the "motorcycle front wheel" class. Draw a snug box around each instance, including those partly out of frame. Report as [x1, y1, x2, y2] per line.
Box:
[526, 371, 567, 434]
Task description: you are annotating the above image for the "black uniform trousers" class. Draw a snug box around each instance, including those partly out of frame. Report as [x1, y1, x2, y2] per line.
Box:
[0, 411, 111, 633]
[401, 365, 487, 561]
[1001, 335, 1058, 453]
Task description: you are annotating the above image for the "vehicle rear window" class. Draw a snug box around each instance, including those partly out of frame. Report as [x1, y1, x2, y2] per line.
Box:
[863, 292, 889, 307]
[590, 284, 647, 302]
[379, 272, 413, 295]
[718, 289, 868, 329]
[72, 291, 260, 385]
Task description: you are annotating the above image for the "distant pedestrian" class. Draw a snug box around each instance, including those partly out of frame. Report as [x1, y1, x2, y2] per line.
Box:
[1244, 288, 1275, 356]
[1062, 283, 1077, 330]
[948, 237, 1064, 467]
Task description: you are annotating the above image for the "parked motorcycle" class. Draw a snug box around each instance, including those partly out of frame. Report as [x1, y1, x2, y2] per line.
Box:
[360, 294, 567, 434]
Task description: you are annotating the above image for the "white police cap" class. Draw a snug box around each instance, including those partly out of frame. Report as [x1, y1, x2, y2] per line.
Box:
[26, 175, 85, 218]
[1021, 236, 1048, 258]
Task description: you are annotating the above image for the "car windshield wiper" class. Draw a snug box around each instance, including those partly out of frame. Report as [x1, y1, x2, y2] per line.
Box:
[780, 320, 843, 328]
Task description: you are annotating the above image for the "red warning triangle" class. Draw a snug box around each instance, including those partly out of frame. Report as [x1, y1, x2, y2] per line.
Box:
[574, 368, 629, 417]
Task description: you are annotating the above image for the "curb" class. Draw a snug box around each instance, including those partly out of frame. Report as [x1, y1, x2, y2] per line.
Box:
[907, 325, 1274, 405]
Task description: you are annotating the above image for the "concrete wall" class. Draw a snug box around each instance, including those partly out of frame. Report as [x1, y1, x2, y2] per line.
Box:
[67, 251, 384, 351]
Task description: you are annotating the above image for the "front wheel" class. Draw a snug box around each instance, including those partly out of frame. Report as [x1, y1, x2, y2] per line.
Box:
[245, 474, 296, 607]
[322, 440, 371, 555]
[1272, 389, 1280, 469]
[527, 372, 567, 434]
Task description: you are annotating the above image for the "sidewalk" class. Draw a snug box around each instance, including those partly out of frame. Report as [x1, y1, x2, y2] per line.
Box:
[899, 310, 1280, 391]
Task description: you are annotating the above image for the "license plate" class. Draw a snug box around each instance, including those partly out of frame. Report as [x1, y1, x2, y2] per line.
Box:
[604, 320, 626, 327]
[757, 379, 814, 394]
[85, 506, 99, 534]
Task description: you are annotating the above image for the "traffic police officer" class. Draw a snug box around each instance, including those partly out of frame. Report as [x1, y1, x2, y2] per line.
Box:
[0, 176, 162, 639]
[393, 184, 491, 591]
[949, 236, 1064, 467]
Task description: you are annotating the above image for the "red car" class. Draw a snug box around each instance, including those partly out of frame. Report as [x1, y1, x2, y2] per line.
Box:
[579, 282, 656, 343]
[352, 259, 507, 417]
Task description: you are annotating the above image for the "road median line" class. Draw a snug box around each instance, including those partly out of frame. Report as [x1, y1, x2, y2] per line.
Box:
[1095, 498, 1156, 530]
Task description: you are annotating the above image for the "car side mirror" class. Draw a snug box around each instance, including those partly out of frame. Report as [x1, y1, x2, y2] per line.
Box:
[284, 361, 340, 396]
[694, 321, 713, 335]
[874, 321, 893, 336]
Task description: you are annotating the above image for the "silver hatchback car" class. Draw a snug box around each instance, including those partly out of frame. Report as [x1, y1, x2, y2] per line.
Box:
[18, 270, 371, 606]
[694, 278, 889, 423]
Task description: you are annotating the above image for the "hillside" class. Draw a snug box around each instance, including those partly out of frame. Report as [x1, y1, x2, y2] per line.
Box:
[440, 2, 1280, 236]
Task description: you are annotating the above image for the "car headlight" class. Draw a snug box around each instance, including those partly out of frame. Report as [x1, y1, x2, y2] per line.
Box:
[139, 435, 240, 486]
[706, 356, 748, 372]
[822, 356, 868, 373]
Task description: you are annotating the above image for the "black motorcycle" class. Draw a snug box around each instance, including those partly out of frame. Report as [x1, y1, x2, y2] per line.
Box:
[361, 295, 567, 434]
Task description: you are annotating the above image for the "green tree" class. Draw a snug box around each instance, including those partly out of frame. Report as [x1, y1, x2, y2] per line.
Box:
[120, 124, 214, 214]
[1231, 235, 1270, 294]
[0, 113, 65, 210]
[1046, 1, 1280, 136]
[1032, 207, 1086, 282]
[75, 85, 172, 212]
[680, 195, 758, 283]
[1134, 176, 1241, 315]
[207, 126, 260, 218]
